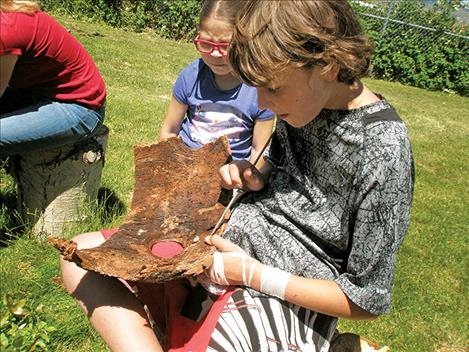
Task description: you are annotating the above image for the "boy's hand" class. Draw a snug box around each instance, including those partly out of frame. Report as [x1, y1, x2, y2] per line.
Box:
[219, 160, 265, 192]
[205, 235, 259, 286]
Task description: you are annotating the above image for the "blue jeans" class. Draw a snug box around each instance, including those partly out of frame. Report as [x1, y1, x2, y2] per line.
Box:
[0, 88, 105, 155]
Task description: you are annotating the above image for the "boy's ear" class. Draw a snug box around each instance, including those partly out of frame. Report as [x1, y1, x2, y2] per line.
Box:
[321, 63, 340, 81]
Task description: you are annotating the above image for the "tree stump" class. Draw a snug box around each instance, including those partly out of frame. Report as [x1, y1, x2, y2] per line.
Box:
[330, 332, 390, 352]
[11, 125, 109, 238]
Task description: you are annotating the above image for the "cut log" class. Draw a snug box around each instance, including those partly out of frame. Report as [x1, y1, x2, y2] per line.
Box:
[50, 136, 232, 283]
[12, 125, 109, 238]
[330, 332, 390, 352]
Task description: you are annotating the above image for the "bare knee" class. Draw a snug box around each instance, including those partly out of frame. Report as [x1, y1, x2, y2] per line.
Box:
[72, 231, 106, 249]
[60, 231, 105, 293]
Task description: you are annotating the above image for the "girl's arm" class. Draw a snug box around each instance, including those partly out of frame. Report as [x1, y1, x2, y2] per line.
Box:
[249, 118, 275, 169]
[158, 95, 188, 141]
[206, 235, 377, 320]
[0, 55, 18, 97]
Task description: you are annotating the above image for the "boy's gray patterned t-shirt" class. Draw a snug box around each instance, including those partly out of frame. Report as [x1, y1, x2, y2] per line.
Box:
[224, 99, 414, 316]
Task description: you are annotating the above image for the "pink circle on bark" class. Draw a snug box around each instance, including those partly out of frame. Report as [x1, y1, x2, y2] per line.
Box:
[151, 241, 184, 258]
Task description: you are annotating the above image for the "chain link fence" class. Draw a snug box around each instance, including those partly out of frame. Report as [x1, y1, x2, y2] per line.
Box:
[352, 0, 468, 95]
[42, 0, 468, 95]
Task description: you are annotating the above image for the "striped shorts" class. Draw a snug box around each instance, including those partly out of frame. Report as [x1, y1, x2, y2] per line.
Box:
[207, 289, 336, 352]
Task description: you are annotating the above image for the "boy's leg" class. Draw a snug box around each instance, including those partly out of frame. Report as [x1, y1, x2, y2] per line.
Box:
[60, 232, 163, 352]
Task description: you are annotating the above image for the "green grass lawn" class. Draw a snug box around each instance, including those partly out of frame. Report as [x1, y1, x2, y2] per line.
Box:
[1, 17, 468, 351]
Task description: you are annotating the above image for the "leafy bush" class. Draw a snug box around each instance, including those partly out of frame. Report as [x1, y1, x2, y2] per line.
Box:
[40, 0, 122, 26]
[41, 0, 202, 40]
[123, 0, 202, 40]
[0, 294, 57, 351]
[352, 0, 468, 96]
[40, 0, 467, 95]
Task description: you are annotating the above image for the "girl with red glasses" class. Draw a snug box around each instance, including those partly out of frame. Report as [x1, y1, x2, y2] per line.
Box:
[158, 0, 274, 163]
[60, 1, 273, 352]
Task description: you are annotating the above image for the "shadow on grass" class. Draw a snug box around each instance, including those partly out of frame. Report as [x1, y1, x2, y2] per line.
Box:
[0, 186, 126, 247]
[0, 158, 24, 245]
[0, 190, 25, 246]
[96, 187, 127, 221]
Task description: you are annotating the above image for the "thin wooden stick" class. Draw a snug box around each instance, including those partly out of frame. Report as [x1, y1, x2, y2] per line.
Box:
[210, 132, 274, 235]
[251, 132, 274, 168]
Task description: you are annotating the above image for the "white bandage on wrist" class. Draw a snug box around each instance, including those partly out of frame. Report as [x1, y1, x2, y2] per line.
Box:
[241, 255, 247, 286]
[259, 265, 290, 300]
[247, 261, 256, 288]
[211, 251, 250, 286]
[211, 251, 230, 286]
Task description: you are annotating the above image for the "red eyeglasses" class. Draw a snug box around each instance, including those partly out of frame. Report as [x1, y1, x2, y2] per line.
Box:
[193, 35, 230, 57]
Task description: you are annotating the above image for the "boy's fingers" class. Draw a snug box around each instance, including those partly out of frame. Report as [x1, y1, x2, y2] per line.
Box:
[243, 166, 264, 191]
[219, 160, 261, 191]
[228, 163, 243, 188]
[206, 235, 242, 252]
[219, 164, 233, 189]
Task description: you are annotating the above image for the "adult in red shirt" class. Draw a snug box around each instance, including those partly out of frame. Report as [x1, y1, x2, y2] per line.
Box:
[0, 0, 106, 155]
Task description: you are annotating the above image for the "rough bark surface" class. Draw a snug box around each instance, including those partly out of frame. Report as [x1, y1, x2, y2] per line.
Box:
[13, 126, 108, 238]
[50, 136, 231, 283]
[330, 333, 390, 352]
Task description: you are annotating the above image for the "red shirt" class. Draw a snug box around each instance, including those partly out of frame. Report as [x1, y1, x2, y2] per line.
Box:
[0, 11, 106, 109]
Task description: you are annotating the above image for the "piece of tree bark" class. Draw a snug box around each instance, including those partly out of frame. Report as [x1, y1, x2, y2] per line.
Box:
[50, 136, 231, 283]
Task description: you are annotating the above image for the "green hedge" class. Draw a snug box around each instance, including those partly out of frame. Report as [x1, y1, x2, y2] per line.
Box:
[353, 0, 468, 96]
[41, 0, 468, 96]
[41, 0, 202, 40]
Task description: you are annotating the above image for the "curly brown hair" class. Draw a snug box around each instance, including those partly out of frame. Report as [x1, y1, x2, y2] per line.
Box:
[228, 0, 373, 86]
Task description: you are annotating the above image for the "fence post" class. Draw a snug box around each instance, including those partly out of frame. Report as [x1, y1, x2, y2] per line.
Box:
[380, 0, 397, 36]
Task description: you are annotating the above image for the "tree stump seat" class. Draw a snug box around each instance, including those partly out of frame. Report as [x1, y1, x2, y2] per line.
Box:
[330, 332, 390, 351]
[10, 125, 109, 238]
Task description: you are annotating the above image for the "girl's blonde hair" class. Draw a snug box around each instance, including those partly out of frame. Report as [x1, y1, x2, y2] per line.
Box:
[229, 0, 373, 86]
[0, 0, 40, 13]
[199, 0, 246, 30]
